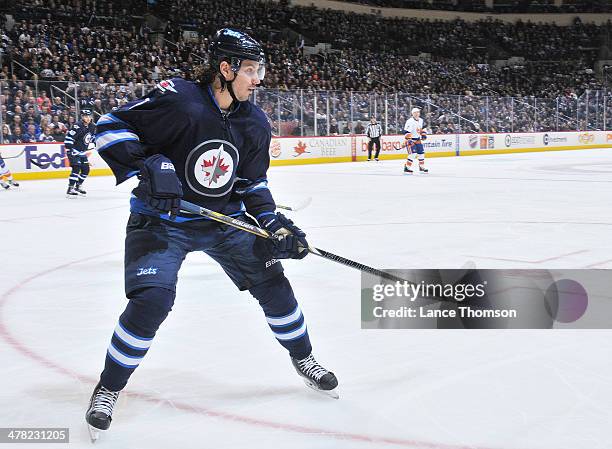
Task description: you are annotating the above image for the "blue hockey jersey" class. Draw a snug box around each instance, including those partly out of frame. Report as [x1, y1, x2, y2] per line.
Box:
[65, 120, 96, 157]
[95, 78, 275, 221]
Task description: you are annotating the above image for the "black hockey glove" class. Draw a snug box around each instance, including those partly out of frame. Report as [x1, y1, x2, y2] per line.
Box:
[133, 154, 183, 218]
[260, 213, 309, 260]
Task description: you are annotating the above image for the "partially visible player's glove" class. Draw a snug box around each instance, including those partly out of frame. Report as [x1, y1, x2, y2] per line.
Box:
[133, 154, 183, 218]
[260, 213, 309, 260]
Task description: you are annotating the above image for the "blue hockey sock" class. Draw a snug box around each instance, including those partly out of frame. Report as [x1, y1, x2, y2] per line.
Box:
[99, 287, 175, 391]
[249, 274, 312, 360]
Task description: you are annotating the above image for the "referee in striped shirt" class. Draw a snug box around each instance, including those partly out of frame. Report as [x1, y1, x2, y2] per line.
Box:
[366, 117, 382, 161]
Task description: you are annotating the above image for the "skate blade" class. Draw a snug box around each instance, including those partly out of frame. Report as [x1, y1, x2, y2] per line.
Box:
[66, 195, 78, 199]
[303, 379, 340, 399]
[87, 424, 101, 443]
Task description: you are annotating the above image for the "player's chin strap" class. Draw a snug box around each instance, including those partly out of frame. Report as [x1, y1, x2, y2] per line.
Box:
[222, 72, 240, 104]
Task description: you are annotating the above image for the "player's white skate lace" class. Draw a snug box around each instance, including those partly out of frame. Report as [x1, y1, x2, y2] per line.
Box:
[292, 354, 339, 399]
[90, 386, 118, 417]
[86, 383, 120, 442]
[296, 354, 328, 381]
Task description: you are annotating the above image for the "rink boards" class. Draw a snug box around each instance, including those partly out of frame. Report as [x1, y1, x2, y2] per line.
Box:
[2, 130, 611, 180]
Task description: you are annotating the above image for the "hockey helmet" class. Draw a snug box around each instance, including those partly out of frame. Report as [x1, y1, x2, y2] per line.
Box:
[210, 28, 266, 81]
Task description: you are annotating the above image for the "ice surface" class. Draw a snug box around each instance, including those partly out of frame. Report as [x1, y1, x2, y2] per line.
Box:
[1, 149, 611, 449]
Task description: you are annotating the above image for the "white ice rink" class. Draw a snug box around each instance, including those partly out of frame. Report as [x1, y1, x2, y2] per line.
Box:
[2, 149, 612, 449]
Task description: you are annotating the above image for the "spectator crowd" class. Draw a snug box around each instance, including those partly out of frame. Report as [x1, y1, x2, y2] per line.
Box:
[337, 0, 610, 13]
[1, 0, 611, 141]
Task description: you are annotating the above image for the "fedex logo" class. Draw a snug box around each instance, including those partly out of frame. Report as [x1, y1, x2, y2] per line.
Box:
[25, 145, 68, 169]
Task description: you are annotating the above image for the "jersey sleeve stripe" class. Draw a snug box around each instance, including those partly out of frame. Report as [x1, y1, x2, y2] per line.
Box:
[96, 131, 140, 152]
[96, 113, 128, 127]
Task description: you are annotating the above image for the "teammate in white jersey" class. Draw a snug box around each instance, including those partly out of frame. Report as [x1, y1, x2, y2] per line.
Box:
[402, 108, 428, 174]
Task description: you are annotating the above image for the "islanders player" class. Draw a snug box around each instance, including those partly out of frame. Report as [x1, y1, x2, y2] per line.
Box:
[0, 153, 19, 189]
[403, 107, 428, 174]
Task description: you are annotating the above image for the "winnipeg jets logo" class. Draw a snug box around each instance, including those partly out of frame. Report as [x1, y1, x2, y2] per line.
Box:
[200, 145, 231, 186]
[185, 140, 239, 197]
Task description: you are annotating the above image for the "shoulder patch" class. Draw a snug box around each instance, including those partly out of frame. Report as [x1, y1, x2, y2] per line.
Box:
[156, 79, 178, 94]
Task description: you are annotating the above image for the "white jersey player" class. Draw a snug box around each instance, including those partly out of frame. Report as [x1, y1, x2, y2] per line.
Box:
[402, 108, 428, 174]
[0, 152, 19, 189]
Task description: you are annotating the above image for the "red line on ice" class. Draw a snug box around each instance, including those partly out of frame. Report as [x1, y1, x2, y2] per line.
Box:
[0, 252, 504, 449]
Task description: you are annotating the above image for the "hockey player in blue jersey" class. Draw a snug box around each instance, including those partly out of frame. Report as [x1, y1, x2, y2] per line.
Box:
[85, 28, 339, 440]
[65, 109, 95, 197]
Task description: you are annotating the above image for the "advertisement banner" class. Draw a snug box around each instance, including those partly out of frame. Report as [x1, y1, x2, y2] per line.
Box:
[269, 136, 352, 163]
[0, 143, 110, 179]
[354, 134, 456, 159]
[3, 131, 611, 179]
[460, 131, 610, 154]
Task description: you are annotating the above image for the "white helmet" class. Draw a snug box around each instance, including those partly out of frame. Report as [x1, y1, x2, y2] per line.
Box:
[411, 107, 421, 114]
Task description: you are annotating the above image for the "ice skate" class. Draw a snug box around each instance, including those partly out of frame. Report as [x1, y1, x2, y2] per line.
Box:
[1, 181, 9, 190]
[9, 180, 19, 187]
[85, 382, 120, 442]
[75, 186, 87, 195]
[419, 165, 428, 173]
[291, 354, 339, 399]
[404, 166, 413, 174]
[66, 187, 78, 198]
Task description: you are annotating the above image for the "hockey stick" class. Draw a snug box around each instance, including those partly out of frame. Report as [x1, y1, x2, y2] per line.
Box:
[28, 158, 44, 168]
[179, 200, 404, 283]
[276, 197, 312, 212]
[0, 149, 27, 159]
